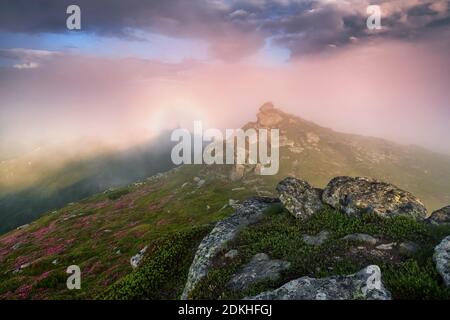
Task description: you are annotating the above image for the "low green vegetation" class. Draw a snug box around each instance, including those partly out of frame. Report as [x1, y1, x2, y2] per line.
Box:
[190, 204, 450, 300]
[101, 225, 211, 300]
[0, 165, 249, 299]
[1, 161, 449, 300]
[107, 188, 131, 200]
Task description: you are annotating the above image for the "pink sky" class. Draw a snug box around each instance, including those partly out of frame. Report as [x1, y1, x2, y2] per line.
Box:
[0, 0, 449, 157]
[2, 39, 449, 157]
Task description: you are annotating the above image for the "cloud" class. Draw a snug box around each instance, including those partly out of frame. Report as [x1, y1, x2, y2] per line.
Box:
[0, 48, 60, 69]
[13, 62, 39, 69]
[0, 0, 449, 59]
[0, 48, 59, 60]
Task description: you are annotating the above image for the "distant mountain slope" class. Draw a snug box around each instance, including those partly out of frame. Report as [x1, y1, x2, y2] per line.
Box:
[0, 102, 449, 299]
[0, 132, 176, 234]
[240, 102, 450, 211]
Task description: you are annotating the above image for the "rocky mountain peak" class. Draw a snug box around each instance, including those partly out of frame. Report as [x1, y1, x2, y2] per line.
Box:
[256, 102, 285, 127]
[259, 101, 275, 112]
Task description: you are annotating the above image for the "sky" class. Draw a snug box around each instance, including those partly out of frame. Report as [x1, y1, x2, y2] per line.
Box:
[0, 0, 450, 158]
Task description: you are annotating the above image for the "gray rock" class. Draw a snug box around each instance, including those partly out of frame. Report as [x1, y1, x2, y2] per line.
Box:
[322, 176, 427, 220]
[246, 265, 391, 300]
[181, 182, 189, 188]
[224, 249, 239, 259]
[434, 235, 450, 287]
[20, 263, 30, 270]
[399, 241, 419, 256]
[181, 197, 279, 300]
[228, 253, 290, 291]
[376, 243, 396, 250]
[302, 231, 330, 246]
[130, 245, 148, 269]
[427, 206, 450, 225]
[276, 177, 323, 219]
[343, 233, 378, 245]
[228, 199, 240, 209]
[197, 179, 206, 188]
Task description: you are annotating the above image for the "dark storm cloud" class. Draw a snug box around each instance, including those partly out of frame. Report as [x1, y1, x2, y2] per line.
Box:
[0, 0, 224, 35]
[0, 0, 449, 58]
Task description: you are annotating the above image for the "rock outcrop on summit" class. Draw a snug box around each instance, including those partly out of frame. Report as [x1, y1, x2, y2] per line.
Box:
[322, 176, 428, 220]
[256, 102, 284, 127]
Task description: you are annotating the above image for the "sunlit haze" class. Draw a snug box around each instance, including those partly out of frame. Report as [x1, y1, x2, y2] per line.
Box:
[1, 0, 450, 159]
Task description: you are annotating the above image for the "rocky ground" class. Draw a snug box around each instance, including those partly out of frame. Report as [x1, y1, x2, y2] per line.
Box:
[1, 103, 450, 300]
[177, 176, 450, 300]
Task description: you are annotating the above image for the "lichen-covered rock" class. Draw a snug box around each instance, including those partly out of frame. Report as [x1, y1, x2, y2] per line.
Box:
[276, 177, 323, 219]
[427, 206, 450, 225]
[322, 176, 427, 220]
[343, 233, 378, 245]
[434, 235, 450, 287]
[181, 197, 279, 300]
[302, 231, 329, 246]
[228, 253, 290, 291]
[246, 265, 391, 300]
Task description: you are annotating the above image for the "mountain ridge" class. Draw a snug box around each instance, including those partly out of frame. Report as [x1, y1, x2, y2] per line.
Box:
[0, 102, 450, 299]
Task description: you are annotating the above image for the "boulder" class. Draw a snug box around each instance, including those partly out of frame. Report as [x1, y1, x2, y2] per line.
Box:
[434, 235, 450, 287]
[343, 233, 378, 245]
[322, 176, 427, 220]
[276, 177, 323, 219]
[228, 253, 290, 291]
[302, 231, 330, 246]
[181, 197, 279, 299]
[246, 265, 391, 300]
[427, 206, 450, 225]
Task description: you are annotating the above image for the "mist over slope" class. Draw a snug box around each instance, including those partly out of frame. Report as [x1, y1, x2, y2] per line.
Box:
[0, 131, 176, 234]
[2, 102, 450, 236]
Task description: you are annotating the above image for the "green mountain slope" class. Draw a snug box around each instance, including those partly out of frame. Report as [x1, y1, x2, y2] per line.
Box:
[0, 102, 449, 299]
